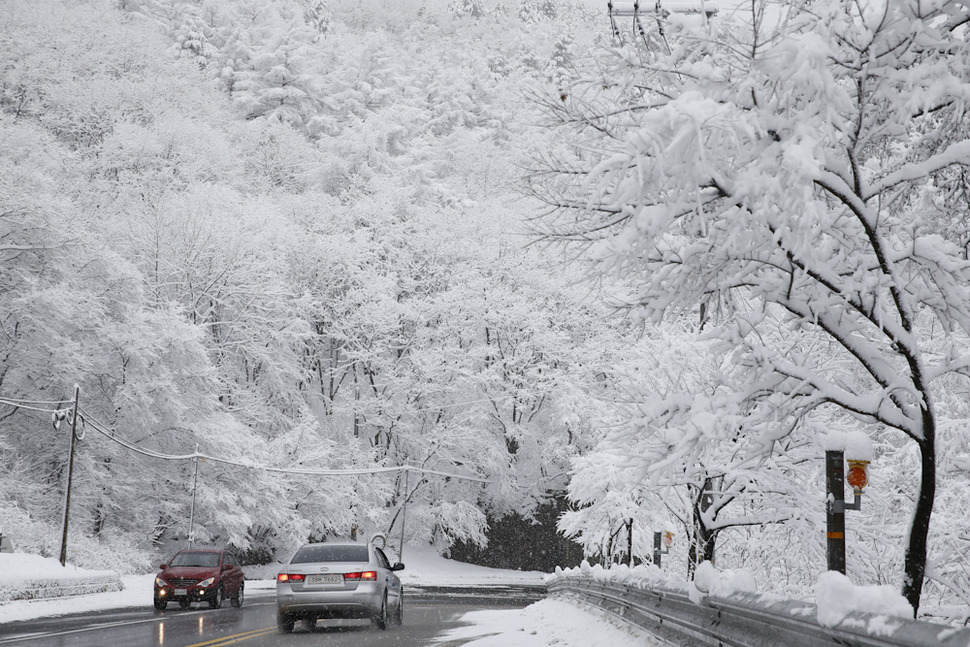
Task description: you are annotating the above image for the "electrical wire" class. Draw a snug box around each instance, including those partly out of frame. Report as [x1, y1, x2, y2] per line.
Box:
[0, 397, 69, 414]
[77, 407, 489, 483]
[0, 397, 71, 405]
[339, 390, 547, 417]
[1, 391, 545, 487]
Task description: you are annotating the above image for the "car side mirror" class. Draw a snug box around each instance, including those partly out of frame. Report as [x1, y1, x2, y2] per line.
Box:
[391, 562, 405, 571]
[223, 564, 232, 571]
[160, 564, 167, 570]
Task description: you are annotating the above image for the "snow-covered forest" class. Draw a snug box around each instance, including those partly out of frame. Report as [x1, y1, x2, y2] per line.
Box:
[2, 0, 969, 624]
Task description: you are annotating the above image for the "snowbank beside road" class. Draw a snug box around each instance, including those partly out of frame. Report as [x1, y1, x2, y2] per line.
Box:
[436, 598, 663, 646]
[0, 553, 123, 604]
[551, 559, 918, 631]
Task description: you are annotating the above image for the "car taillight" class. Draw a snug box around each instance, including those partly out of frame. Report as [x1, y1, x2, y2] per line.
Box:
[345, 571, 377, 581]
[278, 573, 306, 582]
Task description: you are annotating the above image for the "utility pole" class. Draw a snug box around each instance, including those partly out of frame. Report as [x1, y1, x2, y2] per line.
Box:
[826, 449, 867, 574]
[825, 450, 847, 573]
[188, 444, 200, 549]
[398, 467, 409, 563]
[626, 519, 633, 567]
[59, 386, 81, 567]
[353, 362, 360, 439]
[653, 530, 672, 568]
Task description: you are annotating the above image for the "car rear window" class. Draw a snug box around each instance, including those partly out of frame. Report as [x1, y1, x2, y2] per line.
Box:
[170, 551, 221, 567]
[290, 545, 369, 564]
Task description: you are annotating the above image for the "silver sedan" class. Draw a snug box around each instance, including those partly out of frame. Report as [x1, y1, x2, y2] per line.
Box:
[276, 539, 404, 632]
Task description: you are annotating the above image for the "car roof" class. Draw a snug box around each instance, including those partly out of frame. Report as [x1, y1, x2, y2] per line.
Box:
[303, 541, 365, 547]
[173, 548, 231, 556]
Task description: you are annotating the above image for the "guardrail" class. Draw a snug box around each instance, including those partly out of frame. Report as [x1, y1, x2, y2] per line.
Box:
[0, 574, 123, 603]
[549, 576, 970, 647]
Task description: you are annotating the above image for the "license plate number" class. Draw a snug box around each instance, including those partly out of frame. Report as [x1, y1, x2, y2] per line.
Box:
[307, 574, 343, 585]
[174, 588, 187, 596]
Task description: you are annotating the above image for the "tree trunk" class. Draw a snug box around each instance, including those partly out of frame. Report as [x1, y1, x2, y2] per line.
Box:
[903, 412, 936, 617]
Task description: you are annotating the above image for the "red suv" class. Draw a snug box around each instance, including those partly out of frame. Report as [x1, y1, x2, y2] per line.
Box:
[154, 549, 245, 610]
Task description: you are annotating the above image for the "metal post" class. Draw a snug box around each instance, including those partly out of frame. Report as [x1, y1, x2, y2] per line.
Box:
[188, 444, 200, 549]
[353, 363, 360, 439]
[398, 467, 409, 563]
[825, 450, 846, 574]
[626, 519, 633, 566]
[653, 531, 662, 567]
[59, 386, 80, 567]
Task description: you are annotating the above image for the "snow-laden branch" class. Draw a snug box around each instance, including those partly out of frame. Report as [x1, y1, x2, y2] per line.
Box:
[866, 141, 970, 200]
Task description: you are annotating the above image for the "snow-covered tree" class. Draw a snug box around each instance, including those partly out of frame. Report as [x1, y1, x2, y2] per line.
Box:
[1, 0, 621, 571]
[531, 0, 970, 615]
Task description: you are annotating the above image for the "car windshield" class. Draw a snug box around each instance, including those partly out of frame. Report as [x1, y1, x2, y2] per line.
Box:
[290, 545, 369, 564]
[170, 551, 220, 567]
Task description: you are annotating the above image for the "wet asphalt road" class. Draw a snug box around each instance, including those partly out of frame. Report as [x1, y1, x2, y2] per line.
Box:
[0, 586, 545, 647]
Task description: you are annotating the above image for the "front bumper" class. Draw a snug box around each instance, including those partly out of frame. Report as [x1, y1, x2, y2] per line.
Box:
[155, 584, 218, 604]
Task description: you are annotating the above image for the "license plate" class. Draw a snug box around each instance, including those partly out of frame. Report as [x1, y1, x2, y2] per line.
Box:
[174, 588, 187, 596]
[307, 574, 343, 585]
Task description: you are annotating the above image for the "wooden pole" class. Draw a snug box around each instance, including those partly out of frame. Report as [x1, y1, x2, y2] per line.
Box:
[59, 386, 80, 567]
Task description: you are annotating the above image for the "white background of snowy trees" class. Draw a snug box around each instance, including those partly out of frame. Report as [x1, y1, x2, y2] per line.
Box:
[1, 0, 969, 624]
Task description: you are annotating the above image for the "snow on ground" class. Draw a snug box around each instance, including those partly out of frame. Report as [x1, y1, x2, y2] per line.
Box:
[0, 545, 658, 647]
[435, 598, 662, 646]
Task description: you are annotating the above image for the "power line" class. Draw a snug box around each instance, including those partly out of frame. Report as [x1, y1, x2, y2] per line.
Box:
[0, 396, 70, 414]
[1, 390, 505, 484]
[77, 406, 489, 483]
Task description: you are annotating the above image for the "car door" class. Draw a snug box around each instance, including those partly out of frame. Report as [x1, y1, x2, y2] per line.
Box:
[375, 548, 400, 607]
[227, 553, 243, 594]
[219, 552, 235, 595]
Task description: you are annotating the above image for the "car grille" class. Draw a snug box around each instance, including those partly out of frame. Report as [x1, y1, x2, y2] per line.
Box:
[169, 578, 200, 587]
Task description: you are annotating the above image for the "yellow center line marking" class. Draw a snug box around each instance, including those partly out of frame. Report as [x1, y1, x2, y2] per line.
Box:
[183, 626, 277, 647]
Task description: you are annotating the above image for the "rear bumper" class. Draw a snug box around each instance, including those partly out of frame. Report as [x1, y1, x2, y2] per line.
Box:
[277, 585, 383, 619]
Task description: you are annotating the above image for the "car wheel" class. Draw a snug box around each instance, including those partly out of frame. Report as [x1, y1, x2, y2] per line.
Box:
[372, 594, 388, 630]
[209, 584, 223, 609]
[277, 612, 295, 633]
[153, 598, 167, 611]
[393, 590, 404, 626]
[179, 599, 191, 609]
[230, 582, 244, 608]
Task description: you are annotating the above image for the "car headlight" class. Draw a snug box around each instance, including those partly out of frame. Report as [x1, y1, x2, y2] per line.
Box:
[197, 577, 215, 588]
[155, 577, 169, 588]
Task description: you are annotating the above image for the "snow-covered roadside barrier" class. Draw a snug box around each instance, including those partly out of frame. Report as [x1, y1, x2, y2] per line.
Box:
[0, 553, 123, 604]
[548, 561, 970, 646]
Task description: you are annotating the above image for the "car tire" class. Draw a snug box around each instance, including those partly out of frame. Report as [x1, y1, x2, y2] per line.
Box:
[153, 598, 167, 611]
[179, 599, 191, 609]
[230, 582, 244, 608]
[372, 594, 388, 630]
[277, 612, 295, 633]
[393, 590, 404, 626]
[209, 584, 223, 609]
